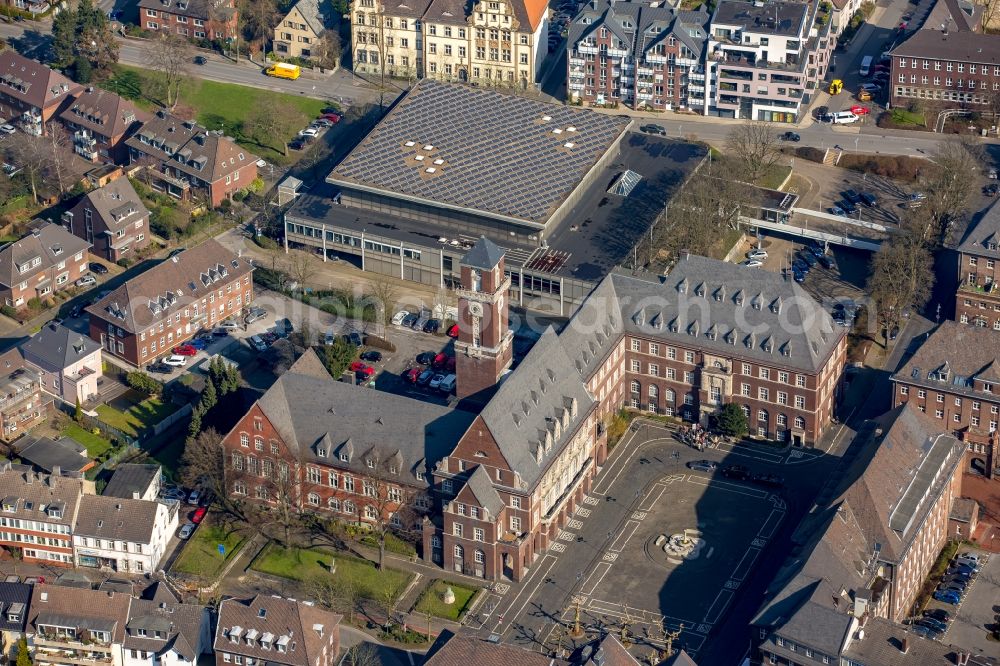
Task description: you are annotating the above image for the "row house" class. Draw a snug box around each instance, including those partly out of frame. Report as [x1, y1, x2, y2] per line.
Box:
[0, 350, 47, 443]
[85, 239, 254, 368]
[429, 241, 845, 581]
[954, 200, 1000, 327]
[0, 464, 83, 565]
[891, 321, 1000, 480]
[72, 494, 178, 573]
[63, 177, 152, 263]
[567, 0, 710, 113]
[57, 87, 149, 165]
[0, 50, 82, 136]
[350, 0, 548, 88]
[27, 585, 131, 666]
[890, 30, 1000, 110]
[751, 405, 966, 663]
[123, 598, 212, 666]
[0, 582, 31, 661]
[214, 595, 341, 666]
[0, 223, 91, 311]
[220, 350, 474, 531]
[137, 0, 237, 41]
[708, 0, 832, 123]
[124, 111, 259, 208]
[20, 323, 103, 405]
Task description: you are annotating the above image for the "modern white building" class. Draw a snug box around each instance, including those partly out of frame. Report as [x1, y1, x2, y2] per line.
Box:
[72, 495, 178, 573]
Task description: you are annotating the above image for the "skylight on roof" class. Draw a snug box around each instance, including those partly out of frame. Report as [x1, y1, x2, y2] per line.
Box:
[564, 142, 575, 149]
[404, 141, 415, 147]
[541, 115, 552, 121]
[415, 155, 425, 161]
[423, 144, 434, 150]
[552, 128, 563, 134]
[608, 169, 643, 197]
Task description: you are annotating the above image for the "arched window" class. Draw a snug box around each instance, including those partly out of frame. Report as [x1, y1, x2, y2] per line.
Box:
[233, 481, 246, 495]
[454, 544, 464, 559]
[648, 384, 658, 398]
[307, 493, 319, 506]
[344, 500, 356, 513]
[475, 549, 485, 564]
[664, 388, 675, 403]
[631, 380, 640, 393]
[327, 498, 340, 511]
[794, 416, 806, 429]
[758, 409, 768, 422]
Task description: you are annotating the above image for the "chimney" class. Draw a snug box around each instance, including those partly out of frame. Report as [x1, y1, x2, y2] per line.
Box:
[900, 637, 908, 654]
[51, 466, 60, 477]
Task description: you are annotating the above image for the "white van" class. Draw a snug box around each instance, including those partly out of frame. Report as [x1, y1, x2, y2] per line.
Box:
[831, 111, 859, 124]
[859, 55, 873, 77]
[439, 374, 457, 393]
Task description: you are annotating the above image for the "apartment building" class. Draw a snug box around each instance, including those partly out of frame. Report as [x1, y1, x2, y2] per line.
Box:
[220, 350, 473, 527]
[891, 321, 1000, 480]
[752, 405, 966, 663]
[0, 224, 91, 311]
[0, 51, 82, 136]
[27, 585, 131, 666]
[350, 0, 548, 87]
[214, 595, 341, 666]
[273, 0, 333, 60]
[890, 29, 1000, 109]
[708, 0, 833, 122]
[72, 495, 178, 573]
[0, 464, 84, 565]
[0, 350, 46, 444]
[567, 0, 710, 113]
[85, 240, 254, 367]
[124, 111, 259, 207]
[62, 178, 152, 262]
[123, 599, 211, 666]
[137, 0, 237, 41]
[57, 88, 149, 164]
[954, 196, 1000, 327]
[20, 323, 103, 405]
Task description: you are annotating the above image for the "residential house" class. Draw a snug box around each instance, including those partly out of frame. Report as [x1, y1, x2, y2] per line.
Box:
[102, 464, 162, 501]
[350, 0, 433, 79]
[214, 595, 341, 666]
[890, 29, 1000, 110]
[124, 599, 211, 666]
[708, 0, 834, 122]
[0, 582, 31, 660]
[20, 323, 103, 405]
[62, 178, 152, 262]
[26, 585, 131, 666]
[72, 494, 178, 573]
[424, 630, 644, 665]
[890, 321, 1000, 480]
[0, 224, 91, 311]
[16, 436, 93, 475]
[273, 0, 333, 61]
[751, 405, 966, 663]
[219, 349, 474, 528]
[137, 0, 238, 41]
[57, 87, 149, 164]
[0, 463, 85, 565]
[953, 200, 1000, 326]
[0, 350, 46, 444]
[566, 1, 710, 113]
[0, 51, 83, 136]
[124, 111, 259, 207]
[828, 0, 863, 36]
[85, 239, 254, 367]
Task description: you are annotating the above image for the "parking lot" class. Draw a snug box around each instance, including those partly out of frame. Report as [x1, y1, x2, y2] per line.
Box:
[920, 549, 996, 653]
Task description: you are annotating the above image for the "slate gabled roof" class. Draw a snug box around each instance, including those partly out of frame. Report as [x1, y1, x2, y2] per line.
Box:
[0, 223, 91, 290]
[20, 322, 101, 372]
[215, 595, 341, 666]
[283, 0, 334, 36]
[461, 465, 504, 517]
[125, 599, 207, 662]
[59, 87, 149, 140]
[461, 236, 504, 270]
[0, 50, 83, 112]
[893, 321, 1000, 397]
[957, 200, 1000, 259]
[75, 178, 150, 233]
[0, 582, 32, 633]
[73, 495, 164, 544]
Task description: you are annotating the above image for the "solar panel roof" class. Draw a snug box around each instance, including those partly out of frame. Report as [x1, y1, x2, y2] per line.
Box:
[328, 81, 631, 225]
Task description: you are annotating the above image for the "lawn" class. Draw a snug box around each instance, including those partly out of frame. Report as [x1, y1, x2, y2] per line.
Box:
[62, 423, 114, 458]
[96, 396, 178, 438]
[251, 543, 412, 601]
[890, 108, 926, 127]
[172, 518, 247, 579]
[413, 580, 479, 621]
[103, 65, 327, 164]
[757, 164, 793, 190]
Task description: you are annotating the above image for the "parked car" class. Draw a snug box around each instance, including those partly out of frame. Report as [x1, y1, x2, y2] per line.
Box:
[360, 350, 382, 363]
[742, 258, 763, 268]
[946, 564, 976, 577]
[172, 344, 198, 356]
[829, 206, 846, 216]
[909, 625, 940, 641]
[923, 608, 951, 623]
[75, 274, 97, 288]
[447, 324, 460, 338]
[413, 312, 431, 331]
[429, 373, 446, 389]
[780, 131, 801, 142]
[249, 335, 267, 352]
[439, 374, 457, 393]
[859, 192, 878, 207]
[392, 310, 411, 325]
[432, 352, 450, 369]
[186, 490, 201, 505]
[424, 318, 441, 334]
[933, 590, 961, 605]
[344, 332, 364, 347]
[941, 573, 971, 585]
[799, 252, 817, 267]
[3, 575, 19, 583]
[163, 355, 188, 367]
[191, 507, 207, 524]
[850, 105, 870, 115]
[841, 199, 858, 215]
[324, 330, 335, 345]
[958, 552, 982, 564]
[751, 473, 784, 487]
[721, 464, 750, 480]
[244, 307, 267, 325]
[919, 617, 948, 632]
[954, 556, 982, 570]
[401, 313, 419, 328]
[640, 124, 667, 136]
[320, 113, 342, 123]
[818, 255, 836, 270]
[404, 367, 422, 383]
[687, 460, 717, 472]
[792, 269, 805, 283]
[984, 183, 999, 197]
[289, 137, 308, 150]
[178, 523, 196, 539]
[278, 317, 293, 336]
[938, 583, 966, 596]
[349, 361, 370, 373]
[417, 369, 435, 386]
[311, 118, 334, 128]
[0, 124, 16, 134]
[747, 248, 768, 260]
[89, 262, 109, 275]
[416, 351, 436, 365]
[147, 362, 172, 374]
[298, 127, 320, 137]
[843, 189, 862, 204]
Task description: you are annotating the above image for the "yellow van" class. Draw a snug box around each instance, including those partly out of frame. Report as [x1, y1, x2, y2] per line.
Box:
[265, 62, 301, 80]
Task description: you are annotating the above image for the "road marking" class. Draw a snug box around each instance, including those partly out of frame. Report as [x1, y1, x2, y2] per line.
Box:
[639, 483, 667, 512]
[567, 519, 583, 529]
[550, 542, 566, 552]
[757, 508, 784, 539]
[575, 507, 592, 517]
[558, 530, 576, 542]
[684, 475, 770, 498]
[496, 554, 557, 636]
[703, 588, 734, 624]
[730, 547, 761, 581]
[583, 496, 600, 506]
[593, 436, 674, 495]
[580, 561, 612, 596]
[609, 520, 640, 553]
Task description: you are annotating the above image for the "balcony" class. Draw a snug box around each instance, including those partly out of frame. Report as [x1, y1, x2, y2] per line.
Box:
[621, 76, 634, 85]
[637, 92, 653, 101]
[960, 281, 998, 295]
[607, 48, 628, 57]
[637, 66, 653, 75]
[719, 68, 753, 81]
[33, 637, 111, 652]
[568, 82, 584, 91]
[576, 44, 597, 54]
[646, 54, 667, 64]
[569, 57, 585, 66]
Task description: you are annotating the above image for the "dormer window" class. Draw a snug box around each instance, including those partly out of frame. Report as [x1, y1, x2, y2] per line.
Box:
[366, 459, 375, 468]
[340, 453, 349, 461]
[317, 447, 326, 457]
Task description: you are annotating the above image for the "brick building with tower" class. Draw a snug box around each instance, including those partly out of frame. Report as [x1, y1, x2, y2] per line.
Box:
[954, 200, 1000, 327]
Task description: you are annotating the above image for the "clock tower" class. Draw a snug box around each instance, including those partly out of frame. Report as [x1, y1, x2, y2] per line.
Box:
[455, 236, 513, 400]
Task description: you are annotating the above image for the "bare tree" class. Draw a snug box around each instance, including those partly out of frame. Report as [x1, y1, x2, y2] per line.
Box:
[866, 225, 934, 346]
[341, 643, 381, 666]
[307, 575, 360, 623]
[179, 428, 230, 508]
[285, 248, 319, 289]
[144, 33, 194, 109]
[5, 133, 52, 204]
[354, 450, 416, 571]
[314, 29, 341, 71]
[243, 101, 307, 153]
[45, 126, 74, 196]
[366, 275, 399, 337]
[725, 120, 782, 185]
[921, 139, 978, 246]
[237, 0, 277, 54]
